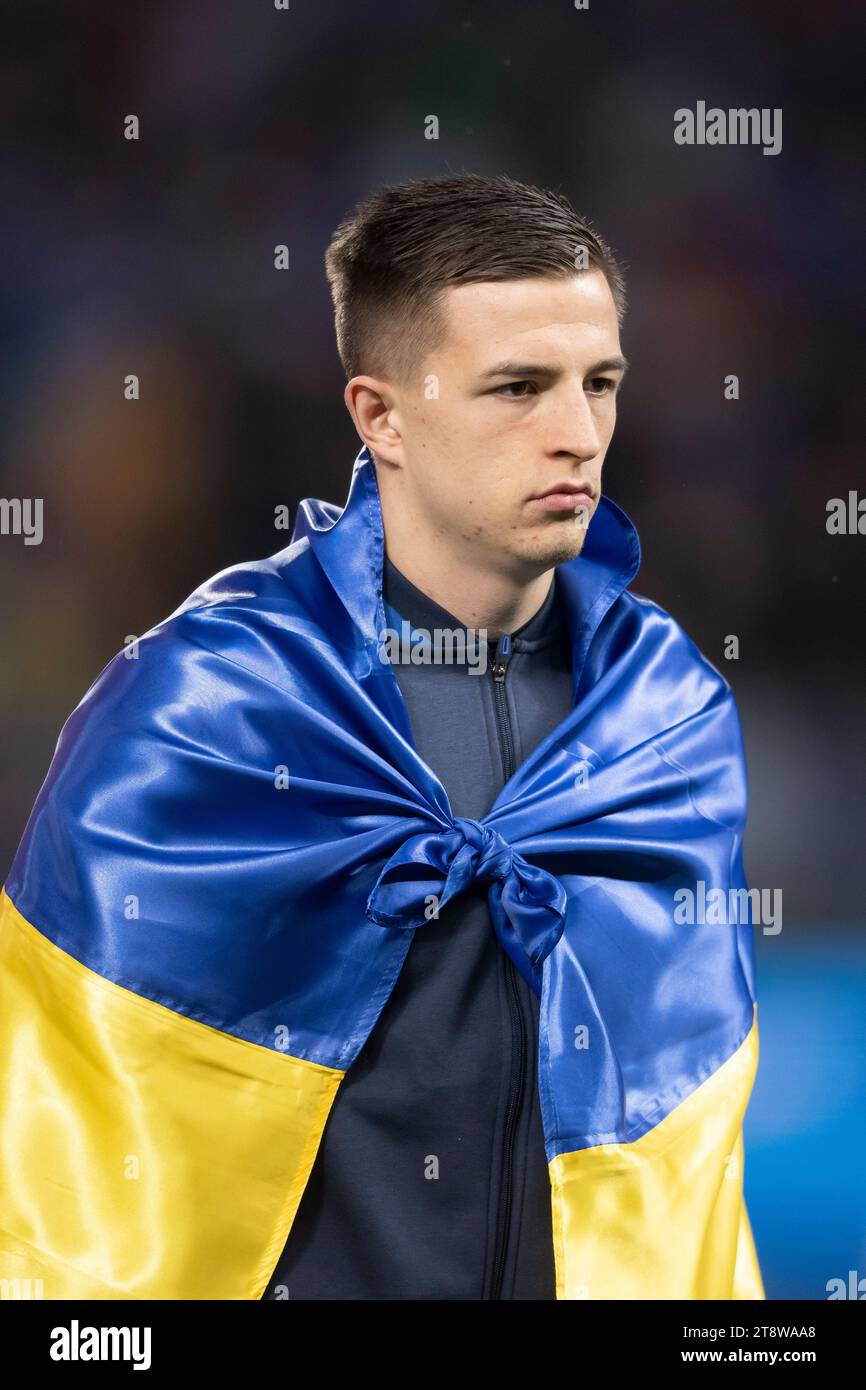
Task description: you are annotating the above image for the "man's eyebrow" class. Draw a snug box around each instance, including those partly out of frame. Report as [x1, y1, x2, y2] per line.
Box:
[591, 354, 629, 376]
[477, 354, 629, 381]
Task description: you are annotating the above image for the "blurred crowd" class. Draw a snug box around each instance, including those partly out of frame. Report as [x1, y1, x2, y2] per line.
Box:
[0, 0, 862, 923]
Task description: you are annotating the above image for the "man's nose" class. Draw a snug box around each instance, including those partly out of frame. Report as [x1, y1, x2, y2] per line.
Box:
[547, 384, 603, 462]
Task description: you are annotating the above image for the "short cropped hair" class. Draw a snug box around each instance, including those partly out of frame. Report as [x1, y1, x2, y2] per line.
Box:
[325, 172, 626, 386]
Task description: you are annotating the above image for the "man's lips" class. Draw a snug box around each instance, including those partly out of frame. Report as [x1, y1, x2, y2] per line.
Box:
[530, 485, 596, 513]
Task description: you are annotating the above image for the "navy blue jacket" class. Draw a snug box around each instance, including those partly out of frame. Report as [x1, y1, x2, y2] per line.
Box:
[264, 557, 573, 1300]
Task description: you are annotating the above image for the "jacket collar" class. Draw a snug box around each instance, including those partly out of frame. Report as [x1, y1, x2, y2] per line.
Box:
[382, 552, 564, 656]
[292, 445, 641, 689]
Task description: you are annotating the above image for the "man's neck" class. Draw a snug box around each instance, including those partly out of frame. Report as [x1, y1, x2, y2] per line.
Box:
[381, 538, 554, 639]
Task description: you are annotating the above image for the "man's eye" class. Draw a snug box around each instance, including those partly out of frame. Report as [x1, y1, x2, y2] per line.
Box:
[494, 380, 536, 399]
[586, 377, 616, 395]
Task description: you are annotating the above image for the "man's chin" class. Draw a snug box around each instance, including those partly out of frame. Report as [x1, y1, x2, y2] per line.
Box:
[513, 518, 591, 568]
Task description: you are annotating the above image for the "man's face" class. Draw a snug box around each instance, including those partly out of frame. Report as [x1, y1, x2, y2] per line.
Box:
[387, 269, 626, 576]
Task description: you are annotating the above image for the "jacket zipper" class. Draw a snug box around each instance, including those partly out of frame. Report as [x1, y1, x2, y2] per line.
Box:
[490, 634, 515, 778]
[487, 633, 526, 1301]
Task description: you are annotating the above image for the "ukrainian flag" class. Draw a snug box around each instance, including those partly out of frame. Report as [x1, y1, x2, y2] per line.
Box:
[0, 613, 361, 1300]
[0, 451, 765, 1300]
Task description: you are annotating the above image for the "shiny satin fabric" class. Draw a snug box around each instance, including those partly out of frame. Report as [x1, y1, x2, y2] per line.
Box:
[550, 1012, 764, 1299]
[2, 444, 762, 1298]
[0, 890, 342, 1299]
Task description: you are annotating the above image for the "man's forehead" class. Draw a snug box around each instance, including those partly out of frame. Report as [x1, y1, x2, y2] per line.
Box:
[437, 271, 619, 355]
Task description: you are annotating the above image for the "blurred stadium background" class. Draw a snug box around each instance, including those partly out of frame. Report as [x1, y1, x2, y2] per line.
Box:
[0, 0, 863, 1300]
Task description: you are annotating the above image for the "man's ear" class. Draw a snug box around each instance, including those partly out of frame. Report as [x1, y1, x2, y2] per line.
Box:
[343, 377, 405, 467]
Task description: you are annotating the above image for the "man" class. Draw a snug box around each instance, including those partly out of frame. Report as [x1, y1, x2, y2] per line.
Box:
[0, 174, 764, 1301]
